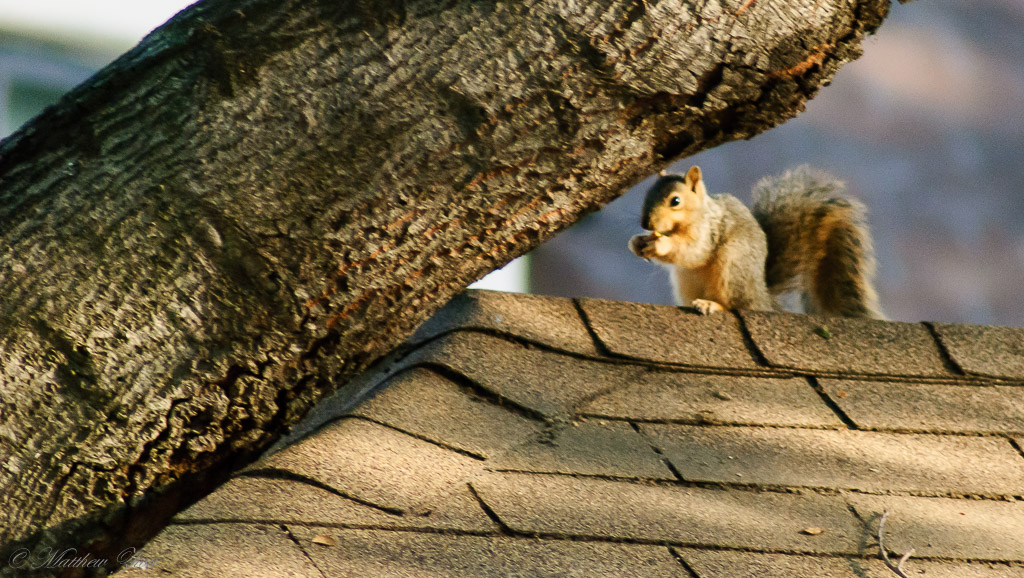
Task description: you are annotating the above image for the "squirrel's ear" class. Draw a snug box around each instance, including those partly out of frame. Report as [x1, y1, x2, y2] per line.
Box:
[658, 169, 669, 177]
[684, 166, 703, 191]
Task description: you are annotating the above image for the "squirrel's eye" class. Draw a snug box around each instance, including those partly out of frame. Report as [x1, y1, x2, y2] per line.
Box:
[669, 196, 682, 207]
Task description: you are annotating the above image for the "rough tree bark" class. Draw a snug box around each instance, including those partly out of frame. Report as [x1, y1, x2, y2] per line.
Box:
[0, 0, 889, 567]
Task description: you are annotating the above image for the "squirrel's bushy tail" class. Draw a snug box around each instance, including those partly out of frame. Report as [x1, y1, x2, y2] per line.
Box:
[752, 166, 884, 319]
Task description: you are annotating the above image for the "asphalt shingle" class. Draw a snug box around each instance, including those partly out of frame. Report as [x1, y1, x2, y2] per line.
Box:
[120, 524, 319, 577]
[352, 367, 545, 458]
[472, 472, 863, 554]
[643, 423, 1024, 496]
[255, 418, 490, 528]
[578, 297, 762, 369]
[847, 494, 1024, 561]
[821, 378, 1024, 434]
[173, 475, 496, 532]
[174, 475, 402, 525]
[931, 322, 1024, 380]
[678, 549, 1024, 578]
[582, 371, 843, 427]
[413, 331, 639, 417]
[412, 289, 599, 355]
[679, 550, 871, 578]
[739, 310, 952, 377]
[290, 527, 689, 577]
[490, 420, 675, 480]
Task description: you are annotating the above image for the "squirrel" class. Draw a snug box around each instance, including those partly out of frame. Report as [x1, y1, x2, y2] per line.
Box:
[628, 165, 883, 318]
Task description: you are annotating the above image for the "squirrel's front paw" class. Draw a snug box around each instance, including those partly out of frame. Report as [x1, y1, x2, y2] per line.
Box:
[628, 233, 668, 260]
[691, 299, 725, 315]
[628, 234, 652, 259]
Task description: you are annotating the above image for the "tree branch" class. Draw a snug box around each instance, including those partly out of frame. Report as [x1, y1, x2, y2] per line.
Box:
[0, 0, 890, 566]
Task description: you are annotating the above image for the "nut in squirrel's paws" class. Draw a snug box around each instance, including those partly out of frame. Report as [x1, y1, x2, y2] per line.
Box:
[691, 299, 725, 315]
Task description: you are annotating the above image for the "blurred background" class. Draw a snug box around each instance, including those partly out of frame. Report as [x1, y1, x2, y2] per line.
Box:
[2, 0, 1022, 326]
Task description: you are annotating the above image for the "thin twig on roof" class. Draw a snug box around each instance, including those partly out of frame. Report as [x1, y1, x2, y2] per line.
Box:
[878, 509, 914, 578]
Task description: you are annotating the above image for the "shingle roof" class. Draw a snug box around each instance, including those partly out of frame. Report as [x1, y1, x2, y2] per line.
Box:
[125, 290, 1024, 577]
